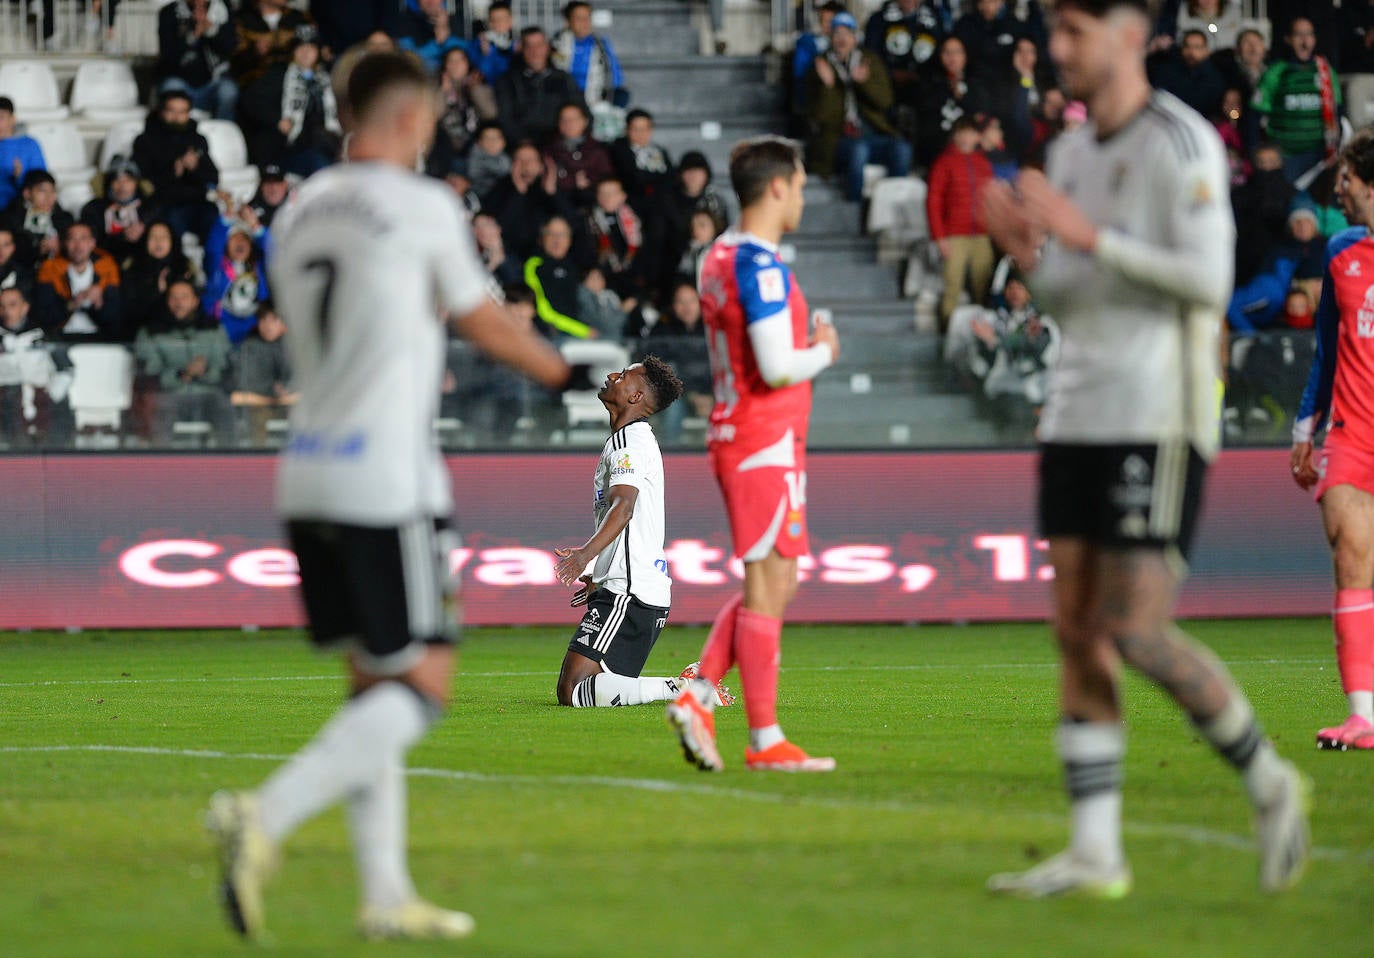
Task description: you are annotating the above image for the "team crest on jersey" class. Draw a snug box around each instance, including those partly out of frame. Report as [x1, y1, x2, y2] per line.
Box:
[1347, 259, 1363, 277]
[1188, 176, 1214, 211]
[1358, 285, 1374, 338]
[757, 267, 786, 303]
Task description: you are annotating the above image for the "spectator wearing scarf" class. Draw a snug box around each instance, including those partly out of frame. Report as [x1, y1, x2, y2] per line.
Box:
[806, 12, 911, 202]
[1252, 16, 1342, 184]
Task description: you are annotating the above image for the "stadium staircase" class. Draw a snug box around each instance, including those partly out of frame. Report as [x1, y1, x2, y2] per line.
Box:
[604, 0, 999, 446]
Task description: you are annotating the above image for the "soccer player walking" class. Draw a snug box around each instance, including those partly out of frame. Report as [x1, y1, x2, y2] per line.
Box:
[1292, 129, 1374, 751]
[981, 0, 1309, 897]
[667, 136, 841, 772]
[205, 52, 575, 941]
[551, 357, 735, 708]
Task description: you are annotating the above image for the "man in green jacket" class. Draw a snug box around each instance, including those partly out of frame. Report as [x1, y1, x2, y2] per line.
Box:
[806, 11, 912, 202]
[1252, 16, 1342, 184]
[135, 277, 234, 444]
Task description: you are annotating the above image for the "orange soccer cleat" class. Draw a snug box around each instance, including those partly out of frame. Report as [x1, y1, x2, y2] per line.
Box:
[744, 740, 836, 772]
[666, 689, 723, 772]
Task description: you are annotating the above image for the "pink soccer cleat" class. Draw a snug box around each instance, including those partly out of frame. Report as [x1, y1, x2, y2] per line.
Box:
[1315, 714, 1374, 751]
[679, 661, 736, 707]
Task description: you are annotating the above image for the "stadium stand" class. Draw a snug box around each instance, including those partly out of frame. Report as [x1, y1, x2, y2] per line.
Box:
[0, 0, 1346, 451]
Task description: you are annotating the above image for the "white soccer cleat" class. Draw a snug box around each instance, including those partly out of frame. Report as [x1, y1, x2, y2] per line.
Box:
[987, 850, 1132, 900]
[1254, 761, 1312, 893]
[358, 898, 476, 941]
[204, 790, 278, 939]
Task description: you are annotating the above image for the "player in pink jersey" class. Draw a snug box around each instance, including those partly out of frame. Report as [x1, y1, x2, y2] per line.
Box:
[1292, 128, 1374, 750]
[666, 136, 841, 772]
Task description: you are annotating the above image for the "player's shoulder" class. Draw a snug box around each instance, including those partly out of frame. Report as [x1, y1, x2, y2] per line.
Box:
[1326, 226, 1372, 262]
[1140, 91, 1222, 166]
[621, 419, 662, 452]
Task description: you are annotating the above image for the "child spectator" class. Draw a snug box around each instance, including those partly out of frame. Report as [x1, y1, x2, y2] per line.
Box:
[1, 170, 73, 269]
[1227, 204, 1325, 335]
[230, 300, 295, 445]
[926, 115, 994, 332]
[441, 158, 482, 219]
[586, 177, 648, 298]
[135, 277, 233, 444]
[673, 209, 720, 288]
[0, 284, 70, 447]
[203, 212, 269, 344]
[35, 223, 122, 340]
[1213, 87, 1250, 186]
[576, 265, 631, 339]
[667, 151, 729, 256]
[469, 0, 516, 82]
[245, 164, 290, 229]
[468, 122, 511, 200]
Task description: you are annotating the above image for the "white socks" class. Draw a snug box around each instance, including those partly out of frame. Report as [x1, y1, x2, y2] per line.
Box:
[1350, 690, 1374, 724]
[1057, 721, 1126, 869]
[569, 672, 687, 707]
[749, 724, 785, 752]
[255, 681, 435, 909]
[1197, 695, 1287, 807]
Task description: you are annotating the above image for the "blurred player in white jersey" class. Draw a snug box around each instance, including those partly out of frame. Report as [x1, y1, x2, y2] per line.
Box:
[551, 356, 733, 708]
[205, 52, 578, 942]
[981, 0, 1309, 898]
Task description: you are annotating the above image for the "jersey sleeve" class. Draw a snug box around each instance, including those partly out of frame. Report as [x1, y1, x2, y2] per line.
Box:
[1293, 237, 1343, 443]
[734, 249, 791, 326]
[1092, 126, 1234, 311]
[432, 191, 490, 319]
[606, 430, 655, 492]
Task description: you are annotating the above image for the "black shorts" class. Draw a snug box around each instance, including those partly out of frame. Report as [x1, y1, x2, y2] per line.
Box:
[287, 516, 459, 675]
[566, 589, 669, 677]
[1039, 442, 1208, 560]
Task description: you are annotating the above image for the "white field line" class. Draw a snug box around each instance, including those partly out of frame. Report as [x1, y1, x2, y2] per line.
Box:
[0, 744, 1365, 865]
[0, 659, 1331, 690]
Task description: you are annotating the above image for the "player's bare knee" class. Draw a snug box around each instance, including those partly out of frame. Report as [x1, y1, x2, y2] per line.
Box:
[1330, 536, 1374, 589]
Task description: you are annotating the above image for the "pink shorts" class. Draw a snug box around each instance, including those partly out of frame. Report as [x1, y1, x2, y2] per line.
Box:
[1315, 439, 1374, 501]
[710, 439, 809, 561]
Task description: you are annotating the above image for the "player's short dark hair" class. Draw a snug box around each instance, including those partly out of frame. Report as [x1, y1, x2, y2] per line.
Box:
[1049, 0, 1153, 18]
[730, 134, 802, 208]
[348, 51, 433, 125]
[1342, 126, 1374, 184]
[639, 354, 683, 414]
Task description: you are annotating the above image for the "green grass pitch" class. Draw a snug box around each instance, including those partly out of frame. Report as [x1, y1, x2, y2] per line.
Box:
[2, 619, 1371, 957]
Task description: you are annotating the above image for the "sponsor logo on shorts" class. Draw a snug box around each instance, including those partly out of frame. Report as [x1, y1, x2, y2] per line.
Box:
[578, 607, 603, 637]
[787, 508, 804, 539]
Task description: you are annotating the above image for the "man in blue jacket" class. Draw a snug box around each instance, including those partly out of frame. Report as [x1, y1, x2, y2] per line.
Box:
[0, 98, 46, 214]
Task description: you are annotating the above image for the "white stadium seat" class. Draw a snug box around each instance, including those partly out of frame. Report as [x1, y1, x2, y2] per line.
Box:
[25, 121, 96, 188]
[0, 60, 70, 122]
[59, 181, 95, 214]
[558, 340, 630, 432]
[69, 60, 146, 124]
[67, 344, 134, 442]
[1345, 74, 1374, 131]
[197, 118, 260, 201]
[99, 118, 145, 172]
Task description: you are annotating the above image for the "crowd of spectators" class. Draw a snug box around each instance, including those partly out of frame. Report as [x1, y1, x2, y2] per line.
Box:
[783, 0, 1374, 434]
[0, 0, 728, 447]
[5, 0, 1373, 447]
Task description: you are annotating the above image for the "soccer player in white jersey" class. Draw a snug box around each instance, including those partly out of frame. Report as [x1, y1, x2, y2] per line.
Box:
[204, 52, 578, 942]
[980, 0, 1310, 898]
[551, 357, 733, 708]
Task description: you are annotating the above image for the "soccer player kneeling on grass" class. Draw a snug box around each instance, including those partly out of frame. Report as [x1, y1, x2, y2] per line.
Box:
[553, 356, 735, 708]
[979, 0, 1309, 898]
